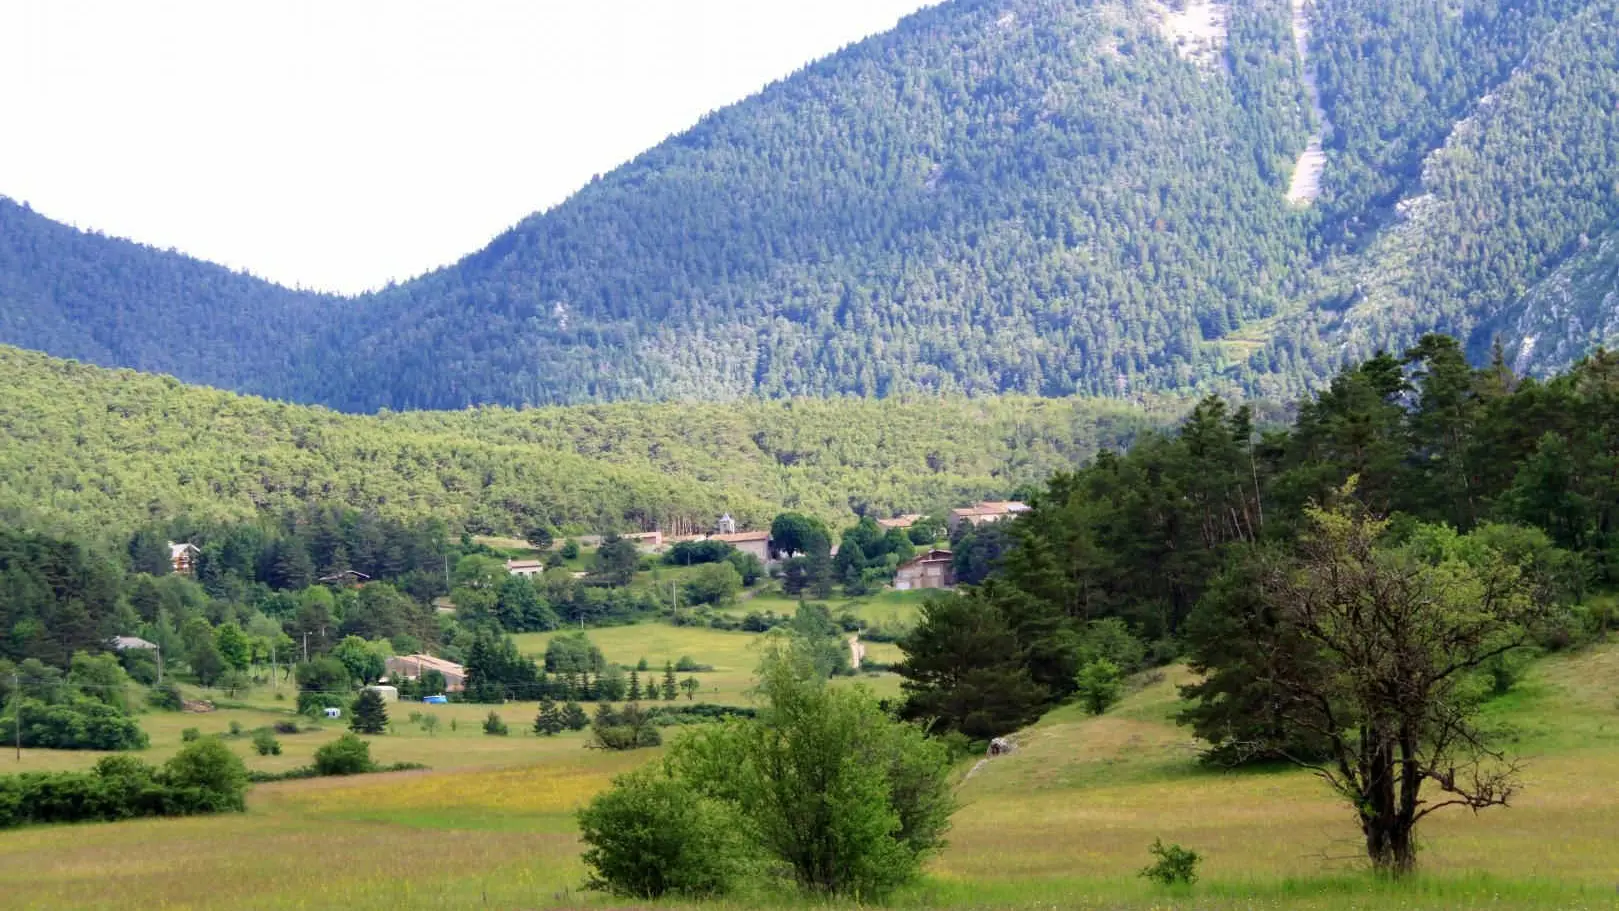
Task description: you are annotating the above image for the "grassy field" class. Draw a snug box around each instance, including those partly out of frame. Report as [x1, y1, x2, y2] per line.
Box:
[3, 641, 1616, 909]
[514, 622, 904, 705]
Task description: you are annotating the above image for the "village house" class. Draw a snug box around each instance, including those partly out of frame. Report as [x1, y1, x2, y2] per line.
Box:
[947, 500, 1030, 533]
[624, 531, 664, 550]
[384, 654, 467, 693]
[894, 549, 955, 591]
[167, 542, 200, 576]
[506, 558, 546, 577]
[709, 529, 772, 564]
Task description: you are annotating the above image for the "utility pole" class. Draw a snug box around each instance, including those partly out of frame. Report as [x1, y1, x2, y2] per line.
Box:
[303, 632, 310, 663]
[270, 640, 278, 690]
[12, 672, 20, 763]
[155, 644, 163, 685]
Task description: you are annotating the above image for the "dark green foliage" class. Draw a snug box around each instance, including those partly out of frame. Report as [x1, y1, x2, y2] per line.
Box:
[162, 737, 250, 812]
[591, 535, 640, 586]
[0, 529, 120, 667]
[312, 733, 375, 776]
[0, 740, 248, 830]
[463, 629, 538, 703]
[662, 646, 954, 899]
[589, 703, 661, 751]
[897, 590, 1048, 739]
[349, 689, 389, 734]
[561, 701, 590, 731]
[251, 727, 282, 756]
[681, 563, 743, 607]
[294, 657, 351, 716]
[577, 768, 756, 899]
[533, 698, 564, 736]
[147, 683, 183, 711]
[1140, 839, 1201, 887]
[482, 710, 508, 736]
[0, 697, 149, 750]
[542, 632, 606, 676]
[664, 540, 734, 566]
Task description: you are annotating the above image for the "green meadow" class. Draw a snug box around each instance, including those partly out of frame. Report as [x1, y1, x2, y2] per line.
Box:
[3, 625, 1615, 910]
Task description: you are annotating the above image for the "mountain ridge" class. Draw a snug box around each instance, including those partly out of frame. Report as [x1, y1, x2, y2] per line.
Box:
[2, 0, 1617, 411]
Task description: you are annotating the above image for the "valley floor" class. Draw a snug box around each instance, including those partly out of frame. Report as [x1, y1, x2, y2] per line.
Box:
[2, 640, 1616, 910]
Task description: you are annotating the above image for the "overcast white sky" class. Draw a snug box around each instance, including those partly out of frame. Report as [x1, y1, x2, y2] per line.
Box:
[0, 1, 935, 293]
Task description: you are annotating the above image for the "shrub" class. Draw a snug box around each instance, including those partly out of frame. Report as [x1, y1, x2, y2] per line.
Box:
[661, 646, 955, 899]
[590, 704, 661, 750]
[313, 733, 375, 776]
[0, 745, 248, 831]
[162, 737, 250, 813]
[147, 683, 183, 711]
[0, 698, 150, 751]
[228, 720, 243, 737]
[1075, 658, 1124, 715]
[181, 728, 201, 743]
[273, 720, 301, 735]
[562, 701, 590, 732]
[251, 728, 282, 756]
[1139, 838, 1200, 887]
[578, 768, 755, 898]
[483, 711, 509, 736]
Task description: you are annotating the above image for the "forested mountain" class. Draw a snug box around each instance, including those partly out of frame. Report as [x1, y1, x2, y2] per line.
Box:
[0, 346, 1160, 539]
[2, 0, 1618, 409]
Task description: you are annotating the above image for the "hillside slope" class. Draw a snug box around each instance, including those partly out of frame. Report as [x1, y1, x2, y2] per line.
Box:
[2, 0, 1617, 408]
[0, 346, 1158, 537]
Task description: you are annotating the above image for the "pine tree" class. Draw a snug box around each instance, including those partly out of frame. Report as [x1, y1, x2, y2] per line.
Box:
[562, 701, 590, 731]
[533, 697, 564, 736]
[350, 689, 389, 734]
[662, 661, 678, 701]
[628, 670, 642, 701]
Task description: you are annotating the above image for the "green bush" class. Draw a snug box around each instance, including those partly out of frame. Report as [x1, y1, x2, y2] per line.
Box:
[578, 768, 756, 898]
[657, 645, 955, 899]
[0, 742, 248, 830]
[1140, 838, 1200, 887]
[251, 728, 282, 756]
[147, 683, 183, 711]
[1075, 658, 1123, 715]
[590, 704, 661, 750]
[0, 698, 150, 751]
[483, 711, 509, 736]
[181, 728, 200, 742]
[162, 737, 250, 813]
[313, 733, 375, 776]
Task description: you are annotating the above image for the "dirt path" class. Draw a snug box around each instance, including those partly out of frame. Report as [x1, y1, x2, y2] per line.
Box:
[1286, 0, 1329, 205]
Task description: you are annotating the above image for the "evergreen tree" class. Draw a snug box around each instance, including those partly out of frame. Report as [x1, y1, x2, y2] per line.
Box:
[562, 701, 590, 731]
[349, 689, 389, 735]
[662, 662, 678, 701]
[627, 671, 642, 702]
[534, 697, 564, 736]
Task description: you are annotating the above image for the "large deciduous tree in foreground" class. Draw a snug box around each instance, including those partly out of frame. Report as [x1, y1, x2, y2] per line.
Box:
[1247, 490, 1556, 876]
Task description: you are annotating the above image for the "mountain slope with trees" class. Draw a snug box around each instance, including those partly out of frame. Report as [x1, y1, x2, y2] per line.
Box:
[0, 345, 1159, 540]
[1, 0, 1617, 408]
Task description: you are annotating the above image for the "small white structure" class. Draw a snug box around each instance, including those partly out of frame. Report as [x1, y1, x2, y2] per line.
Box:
[716, 513, 738, 535]
[323, 707, 342, 719]
[363, 685, 399, 703]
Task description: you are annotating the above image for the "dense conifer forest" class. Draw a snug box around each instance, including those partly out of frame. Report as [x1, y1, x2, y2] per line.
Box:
[2, 0, 1617, 410]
